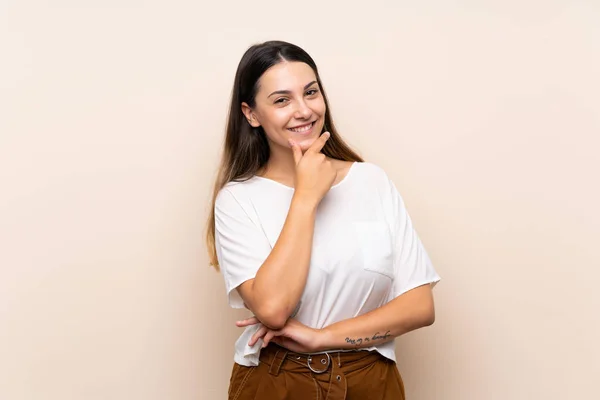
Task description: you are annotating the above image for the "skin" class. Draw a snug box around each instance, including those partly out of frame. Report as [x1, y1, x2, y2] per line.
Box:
[236, 61, 436, 350]
[241, 61, 353, 186]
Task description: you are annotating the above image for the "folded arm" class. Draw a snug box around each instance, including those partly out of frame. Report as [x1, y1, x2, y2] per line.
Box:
[318, 283, 435, 350]
[241, 283, 436, 353]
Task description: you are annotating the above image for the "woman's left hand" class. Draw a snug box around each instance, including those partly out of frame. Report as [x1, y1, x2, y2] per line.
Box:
[236, 317, 328, 353]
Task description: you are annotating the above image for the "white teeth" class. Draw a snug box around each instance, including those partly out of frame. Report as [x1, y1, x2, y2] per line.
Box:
[289, 122, 313, 133]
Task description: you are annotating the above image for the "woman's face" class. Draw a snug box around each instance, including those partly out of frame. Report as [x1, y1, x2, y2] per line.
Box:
[242, 61, 326, 152]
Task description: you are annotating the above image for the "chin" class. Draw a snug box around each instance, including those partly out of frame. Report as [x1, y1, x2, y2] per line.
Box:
[296, 136, 319, 150]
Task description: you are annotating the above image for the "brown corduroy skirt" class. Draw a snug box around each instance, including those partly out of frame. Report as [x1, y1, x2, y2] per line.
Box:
[228, 343, 405, 400]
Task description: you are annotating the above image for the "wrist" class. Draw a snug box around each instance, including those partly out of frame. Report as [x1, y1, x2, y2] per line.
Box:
[315, 327, 335, 352]
[291, 193, 319, 213]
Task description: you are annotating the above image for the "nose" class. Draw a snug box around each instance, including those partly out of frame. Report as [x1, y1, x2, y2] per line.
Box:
[294, 99, 312, 120]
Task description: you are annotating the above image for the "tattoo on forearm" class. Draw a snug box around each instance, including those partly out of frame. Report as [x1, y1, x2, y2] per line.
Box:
[345, 331, 392, 347]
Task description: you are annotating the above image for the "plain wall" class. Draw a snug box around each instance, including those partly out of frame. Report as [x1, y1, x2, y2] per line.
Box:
[1, 1, 598, 399]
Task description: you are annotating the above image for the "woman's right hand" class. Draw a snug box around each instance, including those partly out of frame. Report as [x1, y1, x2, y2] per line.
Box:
[289, 131, 337, 206]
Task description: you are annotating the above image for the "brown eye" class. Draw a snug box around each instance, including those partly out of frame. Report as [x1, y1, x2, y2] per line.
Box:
[306, 89, 319, 96]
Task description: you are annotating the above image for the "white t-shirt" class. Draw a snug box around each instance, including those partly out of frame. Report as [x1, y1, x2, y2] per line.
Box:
[214, 161, 441, 366]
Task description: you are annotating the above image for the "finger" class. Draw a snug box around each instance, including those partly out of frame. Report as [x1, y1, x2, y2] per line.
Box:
[289, 139, 302, 165]
[262, 328, 285, 348]
[236, 316, 260, 327]
[235, 316, 258, 327]
[306, 131, 330, 154]
[262, 329, 276, 348]
[248, 326, 268, 347]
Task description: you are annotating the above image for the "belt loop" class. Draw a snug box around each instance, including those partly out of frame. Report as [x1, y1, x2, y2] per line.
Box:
[268, 347, 288, 376]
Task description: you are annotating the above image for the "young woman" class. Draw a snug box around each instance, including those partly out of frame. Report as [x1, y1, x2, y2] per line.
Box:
[206, 40, 441, 400]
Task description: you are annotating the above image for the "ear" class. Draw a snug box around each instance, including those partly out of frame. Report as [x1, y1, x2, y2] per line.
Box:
[241, 102, 261, 128]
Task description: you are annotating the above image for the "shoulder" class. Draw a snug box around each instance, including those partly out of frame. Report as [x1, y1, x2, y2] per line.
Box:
[215, 178, 257, 211]
[355, 160, 387, 176]
[353, 161, 393, 188]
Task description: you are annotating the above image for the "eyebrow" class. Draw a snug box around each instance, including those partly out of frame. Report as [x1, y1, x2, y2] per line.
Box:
[267, 80, 318, 98]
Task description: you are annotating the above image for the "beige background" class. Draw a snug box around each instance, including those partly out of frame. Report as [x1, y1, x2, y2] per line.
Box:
[1, 1, 599, 399]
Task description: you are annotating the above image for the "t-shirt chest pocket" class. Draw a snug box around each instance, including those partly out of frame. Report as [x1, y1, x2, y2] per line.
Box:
[352, 221, 395, 280]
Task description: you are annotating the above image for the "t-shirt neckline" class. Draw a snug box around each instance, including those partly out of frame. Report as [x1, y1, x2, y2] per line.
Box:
[252, 161, 358, 191]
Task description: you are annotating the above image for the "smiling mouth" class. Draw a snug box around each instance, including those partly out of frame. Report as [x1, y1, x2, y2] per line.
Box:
[287, 121, 315, 133]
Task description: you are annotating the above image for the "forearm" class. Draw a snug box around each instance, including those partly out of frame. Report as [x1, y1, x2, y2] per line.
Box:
[320, 285, 435, 350]
[246, 194, 317, 327]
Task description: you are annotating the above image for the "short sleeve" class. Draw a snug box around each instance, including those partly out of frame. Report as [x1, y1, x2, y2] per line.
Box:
[214, 187, 272, 308]
[388, 179, 441, 298]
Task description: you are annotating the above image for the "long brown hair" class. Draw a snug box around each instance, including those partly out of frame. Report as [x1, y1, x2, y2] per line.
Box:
[206, 40, 363, 270]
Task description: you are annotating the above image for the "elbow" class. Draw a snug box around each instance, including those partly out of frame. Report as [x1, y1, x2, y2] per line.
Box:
[238, 282, 290, 329]
[421, 306, 436, 327]
[255, 305, 289, 330]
